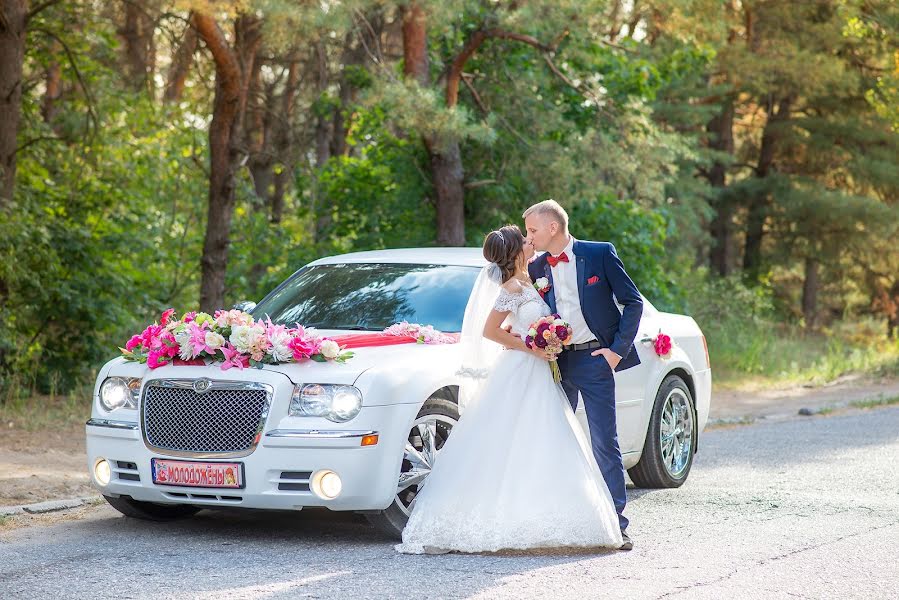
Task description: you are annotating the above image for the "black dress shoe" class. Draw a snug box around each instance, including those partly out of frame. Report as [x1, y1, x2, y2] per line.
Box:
[619, 530, 633, 551]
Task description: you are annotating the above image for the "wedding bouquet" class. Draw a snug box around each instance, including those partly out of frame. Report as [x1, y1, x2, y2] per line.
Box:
[524, 314, 573, 382]
[120, 308, 354, 371]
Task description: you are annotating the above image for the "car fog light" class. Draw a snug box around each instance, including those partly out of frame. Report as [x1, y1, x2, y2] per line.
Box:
[312, 470, 342, 500]
[94, 459, 111, 486]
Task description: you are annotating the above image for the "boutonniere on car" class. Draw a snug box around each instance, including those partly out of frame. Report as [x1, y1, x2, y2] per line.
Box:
[639, 329, 673, 359]
[653, 331, 673, 359]
[534, 277, 552, 298]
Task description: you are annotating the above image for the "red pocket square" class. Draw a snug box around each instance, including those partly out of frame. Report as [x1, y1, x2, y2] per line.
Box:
[587, 276, 600, 285]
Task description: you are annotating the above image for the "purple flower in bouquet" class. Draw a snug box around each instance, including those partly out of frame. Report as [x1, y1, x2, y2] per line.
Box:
[524, 314, 575, 382]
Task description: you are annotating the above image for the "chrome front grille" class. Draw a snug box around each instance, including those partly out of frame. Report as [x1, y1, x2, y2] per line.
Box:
[142, 379, 272, 458]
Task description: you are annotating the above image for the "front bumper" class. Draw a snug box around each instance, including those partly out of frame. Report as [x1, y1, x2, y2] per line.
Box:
[85, 403, 419, 512]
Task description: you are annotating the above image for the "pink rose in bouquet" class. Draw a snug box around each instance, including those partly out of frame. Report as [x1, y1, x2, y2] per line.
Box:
[524, 313, 574, 382]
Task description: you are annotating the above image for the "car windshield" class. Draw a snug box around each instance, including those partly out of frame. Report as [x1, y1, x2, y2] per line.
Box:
[252, 263, 482, 332]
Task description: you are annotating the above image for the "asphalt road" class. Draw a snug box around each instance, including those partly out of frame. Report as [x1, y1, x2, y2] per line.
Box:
[2, 407, 898, 599]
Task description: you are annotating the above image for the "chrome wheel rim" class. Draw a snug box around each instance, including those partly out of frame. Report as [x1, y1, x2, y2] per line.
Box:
[395, 413, 456, 517]
[659, 389, 694, 479]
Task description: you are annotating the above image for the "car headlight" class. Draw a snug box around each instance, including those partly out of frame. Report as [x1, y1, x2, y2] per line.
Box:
[290, 384, 362, 423]
[99, 377, 141, 411]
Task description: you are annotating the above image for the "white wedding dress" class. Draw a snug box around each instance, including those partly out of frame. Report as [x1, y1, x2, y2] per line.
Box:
[395, 282, 623, 554]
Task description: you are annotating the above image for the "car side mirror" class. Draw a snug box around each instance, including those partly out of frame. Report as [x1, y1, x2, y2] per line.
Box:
[232, 300, 256, 313]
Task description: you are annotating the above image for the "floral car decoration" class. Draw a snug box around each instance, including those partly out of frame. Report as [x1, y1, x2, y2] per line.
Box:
[653, 331, 673, 359]
[382, 321, 459, 345]
[120, 309, 354, 371]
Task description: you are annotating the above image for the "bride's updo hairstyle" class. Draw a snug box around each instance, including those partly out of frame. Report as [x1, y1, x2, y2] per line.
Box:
[483, 225, 525, 283]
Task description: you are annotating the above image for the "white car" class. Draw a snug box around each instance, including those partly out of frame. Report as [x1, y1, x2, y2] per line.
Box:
[86, 248, 711, 537]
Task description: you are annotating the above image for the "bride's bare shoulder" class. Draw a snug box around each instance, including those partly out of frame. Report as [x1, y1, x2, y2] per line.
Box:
[500, 279, 525, 294]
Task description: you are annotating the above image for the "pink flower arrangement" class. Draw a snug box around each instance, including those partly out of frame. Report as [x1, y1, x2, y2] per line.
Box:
[383, 321, 458, 345]
[525, 313, 574, 382]
[120, 309, 354, 371]
[653, 331, 673, 359]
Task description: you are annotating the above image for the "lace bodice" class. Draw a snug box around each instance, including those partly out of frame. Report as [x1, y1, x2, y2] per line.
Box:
[493, 283, 552, 337]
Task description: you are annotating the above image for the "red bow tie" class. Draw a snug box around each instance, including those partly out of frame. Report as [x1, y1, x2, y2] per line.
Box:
[547, 252, 569, 267]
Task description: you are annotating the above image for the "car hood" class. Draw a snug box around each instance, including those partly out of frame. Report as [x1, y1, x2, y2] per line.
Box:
[265, 336, 461, 385]
[100, 332, 462, 387]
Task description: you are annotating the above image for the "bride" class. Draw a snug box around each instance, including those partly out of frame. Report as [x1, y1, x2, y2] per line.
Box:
[395, 225, 623, 554]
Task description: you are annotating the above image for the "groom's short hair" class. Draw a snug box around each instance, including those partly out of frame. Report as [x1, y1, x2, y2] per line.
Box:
[522, 200, 569, 232]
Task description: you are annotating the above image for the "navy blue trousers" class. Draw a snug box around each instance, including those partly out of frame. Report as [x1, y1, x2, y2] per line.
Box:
[558, 348, 629, 531]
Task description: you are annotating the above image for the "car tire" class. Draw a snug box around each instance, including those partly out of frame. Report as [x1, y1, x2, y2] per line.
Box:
[103, 495, 200, 521]
[628, 374, 696, 488]
[365, 395, 459, 539]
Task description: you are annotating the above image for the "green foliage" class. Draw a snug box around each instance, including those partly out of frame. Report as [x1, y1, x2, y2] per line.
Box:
[568, 196, 677, 309]
[3, 0, 897, 396]
[680, 273, 899, 386]
[370, 79, 497, 149]
[1, 97, 209, 393]
[315, 106, 436, 250]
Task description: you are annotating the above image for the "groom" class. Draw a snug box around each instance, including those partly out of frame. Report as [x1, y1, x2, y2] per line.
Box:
[524, 200, 643, 551]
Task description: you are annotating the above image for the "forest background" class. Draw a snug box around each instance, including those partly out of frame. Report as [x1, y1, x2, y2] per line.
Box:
[1, 0, 897, 403]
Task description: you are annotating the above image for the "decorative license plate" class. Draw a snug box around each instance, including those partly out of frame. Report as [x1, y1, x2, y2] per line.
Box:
[151, 458, 244, 489]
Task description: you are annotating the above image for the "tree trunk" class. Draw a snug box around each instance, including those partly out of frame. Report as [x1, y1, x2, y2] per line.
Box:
[888, 281, 899, 338]
[801, 255, 819, 330]
[312, 41, 331, 169]
[706, 100, 735, 276]
[401, 3, 428, 86]
[402, 2, 467, 246]
[331, 32, 356, 158]
[428, 141, 466, 245]
[41, 43, 62, 123]
[743, 96, 792, 281]
[246, 59, 273, 296]
[270, 58, 300, 225]
[0, 0, 27, 204]
[164, 24, 197, 103]
[119, 1, 156, 92]
[246, 57, 271, 202]
[311, 41, 333, 241]
[607, 0, 623, 41]
[192, 12, 260, 312]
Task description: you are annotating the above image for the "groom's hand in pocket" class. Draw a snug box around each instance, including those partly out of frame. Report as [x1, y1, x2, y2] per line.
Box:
[591, 348, 621, 370]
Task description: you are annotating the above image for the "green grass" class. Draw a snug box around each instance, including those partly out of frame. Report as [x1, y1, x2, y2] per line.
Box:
[707, 317, 899, 390]
[0, 387, 91, 432]
[850, 395, 899, 410]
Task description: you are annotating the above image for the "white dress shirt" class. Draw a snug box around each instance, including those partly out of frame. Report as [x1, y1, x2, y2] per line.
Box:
[549, 236, 596, 345]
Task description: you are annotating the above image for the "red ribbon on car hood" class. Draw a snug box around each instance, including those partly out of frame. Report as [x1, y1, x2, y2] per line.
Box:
[169, 332, 460, 367]
[330, 332, 459, 349]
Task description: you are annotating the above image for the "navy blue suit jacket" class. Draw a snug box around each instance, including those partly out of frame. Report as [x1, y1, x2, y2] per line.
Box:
[528, 240, 644, 372]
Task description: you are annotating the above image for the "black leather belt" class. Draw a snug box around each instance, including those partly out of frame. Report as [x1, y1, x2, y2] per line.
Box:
[565, 340, 604, 352]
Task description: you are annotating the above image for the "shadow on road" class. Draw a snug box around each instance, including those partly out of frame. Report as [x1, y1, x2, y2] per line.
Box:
[16, 504, 621, 598]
